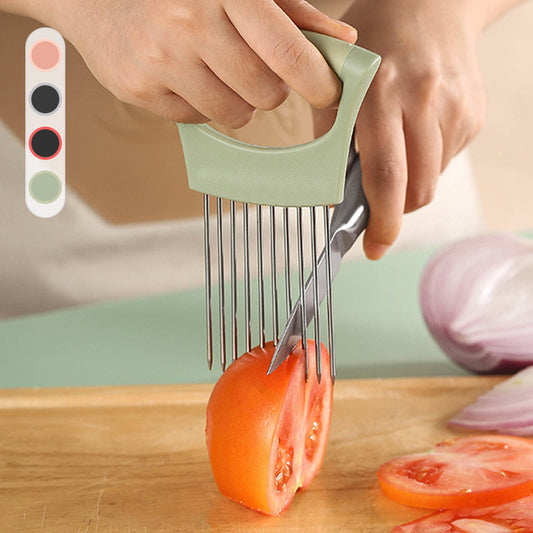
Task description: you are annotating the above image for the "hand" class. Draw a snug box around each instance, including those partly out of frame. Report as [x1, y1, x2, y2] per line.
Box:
[339, 0, 488, 259]
[31, 0, 356, 127]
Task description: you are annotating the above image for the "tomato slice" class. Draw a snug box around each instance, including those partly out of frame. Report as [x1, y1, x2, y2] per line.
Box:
[392, 494, 533, 532]
[205, 340, 332, 516]
[377, 435, 533, 509]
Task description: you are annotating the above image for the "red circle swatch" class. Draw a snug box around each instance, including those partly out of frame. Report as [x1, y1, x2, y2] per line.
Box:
[31, 40, 60, 71]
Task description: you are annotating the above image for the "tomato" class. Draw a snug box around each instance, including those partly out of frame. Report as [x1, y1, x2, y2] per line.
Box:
[377, 435, 533, 509]
[392, 494, 533, 532]
[205, 340, 332, 516]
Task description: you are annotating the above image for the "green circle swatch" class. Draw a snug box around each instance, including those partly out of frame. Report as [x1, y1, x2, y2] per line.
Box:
[29, 171, 62, 203]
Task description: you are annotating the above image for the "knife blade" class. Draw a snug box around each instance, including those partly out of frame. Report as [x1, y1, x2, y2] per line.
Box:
[267, 144, 369, 376]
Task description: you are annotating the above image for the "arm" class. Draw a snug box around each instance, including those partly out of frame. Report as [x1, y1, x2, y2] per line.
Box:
[336, 0, 525, 259]
[0, 0, 356, 126]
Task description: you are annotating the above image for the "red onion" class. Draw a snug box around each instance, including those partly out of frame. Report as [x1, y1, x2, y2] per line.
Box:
[449, 366, 533, 435]
[419, 233, 533, 373]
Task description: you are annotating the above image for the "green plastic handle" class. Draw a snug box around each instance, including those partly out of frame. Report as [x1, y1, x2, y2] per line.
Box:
[177, 31, 381, 207]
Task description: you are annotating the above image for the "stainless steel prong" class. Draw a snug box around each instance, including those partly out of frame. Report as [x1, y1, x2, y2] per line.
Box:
[257, 205, 265, 348]
[324, 205, 335, 384]
[270, 206, 279, 344]
[296, 207, 308, 381]
[216, 197, 226, 370]
[230, 201, 238, 361]
[243, 203, 252, 352]
[283, 207, 292, 318]
[310, 206, 321, 383]
[203, 194, 213, 370]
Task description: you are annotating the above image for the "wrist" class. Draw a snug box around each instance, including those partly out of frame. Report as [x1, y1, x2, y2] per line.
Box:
[3, 0, 74, 40]
[343, 0, 522, 42]
[2, 0, 50, 22]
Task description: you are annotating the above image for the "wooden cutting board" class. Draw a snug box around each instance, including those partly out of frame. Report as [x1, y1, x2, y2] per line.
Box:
[0, 376, 504, 532]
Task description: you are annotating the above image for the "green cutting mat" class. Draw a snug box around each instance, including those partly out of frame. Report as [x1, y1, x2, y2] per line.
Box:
[0, 246, 471, 388]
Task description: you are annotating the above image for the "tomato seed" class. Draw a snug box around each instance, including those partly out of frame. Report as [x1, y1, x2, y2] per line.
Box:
[305, 401, 323, 461]
[275, 440, 294, 493]
[305, 420, 320, 461]
[402, 460, 446, 486]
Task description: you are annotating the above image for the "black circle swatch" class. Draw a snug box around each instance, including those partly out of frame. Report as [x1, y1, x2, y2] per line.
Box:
[30, 84, 60, 114]
[30, 128, 61, 159]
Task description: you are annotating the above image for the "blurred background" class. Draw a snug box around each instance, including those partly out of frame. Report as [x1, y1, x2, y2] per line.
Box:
[470, 1, 533, 232]
[0, 3, 531, 387]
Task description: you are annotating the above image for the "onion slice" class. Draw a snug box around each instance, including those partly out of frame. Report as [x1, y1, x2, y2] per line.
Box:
[419, 233, 533, 373]
[450, 366, 533, 435]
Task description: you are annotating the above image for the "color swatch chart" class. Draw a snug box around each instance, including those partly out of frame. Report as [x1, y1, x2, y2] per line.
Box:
[25, 28, 65, 217]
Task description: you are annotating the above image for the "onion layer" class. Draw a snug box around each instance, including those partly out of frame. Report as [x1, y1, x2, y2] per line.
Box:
[419, 233, 533, 373]
[450, 366, 533, 436]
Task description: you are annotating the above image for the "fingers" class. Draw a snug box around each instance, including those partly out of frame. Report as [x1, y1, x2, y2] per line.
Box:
[438, 80, 486, 172]
[403, 109, 443, 213]
[104, 0, 357, 126]
[356, 94, 408, 261]
[150, 91, 208, 124]
[109, 65, 210, 123]
[224, 0, 343, 109]
[276, 0, 358, 44]
[200, 16, 291, 111]
[165, 60, 256, 128]
[159, 0, 357, 125]
[357, 61, 485, 260]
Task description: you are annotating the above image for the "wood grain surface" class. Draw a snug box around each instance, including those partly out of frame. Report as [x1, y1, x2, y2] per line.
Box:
[0, 376, 504, 532]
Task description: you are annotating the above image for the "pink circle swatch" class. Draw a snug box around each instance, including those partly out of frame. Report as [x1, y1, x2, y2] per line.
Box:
[31, 40, 60, 71]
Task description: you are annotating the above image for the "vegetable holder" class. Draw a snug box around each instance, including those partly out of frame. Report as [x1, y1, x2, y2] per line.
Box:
[177, 31, 380, 382]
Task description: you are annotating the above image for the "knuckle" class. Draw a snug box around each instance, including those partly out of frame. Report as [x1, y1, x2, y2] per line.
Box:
[366, 157, 406, 189]
[118, 72, 150, 102]
[168, 106, 205, 124]
[411, 67, 442, 109]
[406, 186, 436, 212]
[416, 66, 442, 95]
[450, 91, 485, 140]
[144, 38, 170, 64]
[374, 60, 399, 94]
[450, 92, 470, 120]
[255, 82, 290, 111]
[370, 227, 399, 248]
[169, 4, 198, 32]
[379, 235, 397, 247]
[224, 106, 255, 129]
[127, 90, 206, 123]
[274, 39, 309, 73]
[312, 83, 339, 109]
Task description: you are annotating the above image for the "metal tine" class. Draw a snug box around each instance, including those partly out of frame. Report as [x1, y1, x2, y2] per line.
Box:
[216, 197, 226, 370]
[270, 206, 279, 344]
[230, 201, 238, 361]
[243, 203, 252, 352]
[323, 205, 336, 384]
[310, 206, 321, 383]
[283, 208, 292, 318]
[257, 205, 265, 348]
[296, 207, 309, 381]
[203, 194, 213, 370]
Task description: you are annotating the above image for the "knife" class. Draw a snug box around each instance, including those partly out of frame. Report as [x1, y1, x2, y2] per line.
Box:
[267, 143, 369, 378]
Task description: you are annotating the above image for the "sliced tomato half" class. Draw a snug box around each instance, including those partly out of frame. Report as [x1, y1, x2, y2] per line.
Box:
[392, 494, 533, 532]
[205, 340, 333, 516]
[378, 435, 533, 509]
